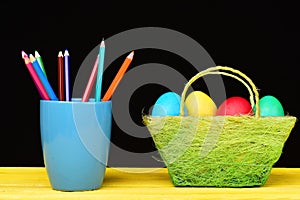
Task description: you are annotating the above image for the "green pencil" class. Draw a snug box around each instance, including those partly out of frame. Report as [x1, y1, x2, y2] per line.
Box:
[35, 50, 47, 78]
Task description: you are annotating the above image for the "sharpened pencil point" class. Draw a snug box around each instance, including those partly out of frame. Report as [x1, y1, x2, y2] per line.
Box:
[58, 51, 63, 57]
[100, 39, 105, 47]
[127, 51, 134, 60]
[64, 49, 69, 56]
[34, 51, 40, 58]
[29, 54, 36, 62]
[22, 51, 28, 59]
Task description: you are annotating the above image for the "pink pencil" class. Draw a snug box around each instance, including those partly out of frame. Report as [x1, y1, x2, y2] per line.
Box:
[22, 53, 50, 100]
[82, 55, 99, 102]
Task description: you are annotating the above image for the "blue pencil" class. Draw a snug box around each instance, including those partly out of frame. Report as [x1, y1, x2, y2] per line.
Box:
[29, 54, 58, 100]
[64, 49, 70, 101]
[95, 39, 105, 101]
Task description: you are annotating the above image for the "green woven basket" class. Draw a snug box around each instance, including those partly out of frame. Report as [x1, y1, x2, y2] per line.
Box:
[143, 66, 297, 187]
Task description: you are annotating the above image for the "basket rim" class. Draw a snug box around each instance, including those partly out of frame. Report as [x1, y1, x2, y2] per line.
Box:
[144, 114, 297, 119]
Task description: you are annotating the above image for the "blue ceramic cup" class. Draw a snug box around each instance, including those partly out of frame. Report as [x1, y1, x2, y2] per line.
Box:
[40, 98, 112, 191]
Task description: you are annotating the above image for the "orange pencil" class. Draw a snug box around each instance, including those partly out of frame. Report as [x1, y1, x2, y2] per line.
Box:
[102, 51, 134, 101]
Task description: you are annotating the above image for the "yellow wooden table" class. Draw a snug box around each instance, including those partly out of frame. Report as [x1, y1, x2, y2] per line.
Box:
[0, 167, 300, 199]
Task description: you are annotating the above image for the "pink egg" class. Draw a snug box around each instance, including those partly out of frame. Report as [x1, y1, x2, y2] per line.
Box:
[216, 96, 253, 116]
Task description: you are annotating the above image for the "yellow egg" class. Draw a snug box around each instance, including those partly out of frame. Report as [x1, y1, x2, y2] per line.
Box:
[185, 91, 217, 116]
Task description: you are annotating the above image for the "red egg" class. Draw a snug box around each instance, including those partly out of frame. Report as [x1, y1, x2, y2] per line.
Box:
[216, 96, 253, 116]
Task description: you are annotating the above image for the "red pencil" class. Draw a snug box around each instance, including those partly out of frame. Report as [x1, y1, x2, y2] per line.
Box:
[22, 53, 50, 100]
[58, 51, 64, 101]
[82, 55, 99, 102]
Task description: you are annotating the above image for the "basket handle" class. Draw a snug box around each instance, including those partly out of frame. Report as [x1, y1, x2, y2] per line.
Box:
[180, 66, 260, 117]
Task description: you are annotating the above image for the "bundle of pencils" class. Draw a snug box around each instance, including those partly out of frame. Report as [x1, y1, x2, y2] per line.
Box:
[21, 51, 57, 101]
[21, 39, 134, 102]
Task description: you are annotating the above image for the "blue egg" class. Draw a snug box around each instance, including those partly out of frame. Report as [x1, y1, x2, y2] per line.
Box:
[151, 92, 186, 116]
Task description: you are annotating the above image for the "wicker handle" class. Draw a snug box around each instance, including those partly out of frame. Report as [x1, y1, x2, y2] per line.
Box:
[180, 66, 260, 117]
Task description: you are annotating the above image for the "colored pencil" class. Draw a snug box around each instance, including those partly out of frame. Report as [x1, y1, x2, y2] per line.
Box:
[102, 51, 134, 102]
[82, 55, 99, 102]
[34, 50, 47, 77]
[95, 39, 105, 101]
[29, 54, 58, 100]
[64, 49, 70, 101]
[22, 53, 50, 100]
[57, 51, 64, 101]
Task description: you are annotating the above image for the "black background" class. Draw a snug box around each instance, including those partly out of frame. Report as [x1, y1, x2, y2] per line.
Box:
[1, 1, 299, 167]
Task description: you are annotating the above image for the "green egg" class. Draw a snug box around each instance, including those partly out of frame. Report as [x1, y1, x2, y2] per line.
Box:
[255, 95, 285, 117]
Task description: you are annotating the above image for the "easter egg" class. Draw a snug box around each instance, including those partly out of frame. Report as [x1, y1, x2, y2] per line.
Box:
[216, 96, 253, 116]
[151, 92, 182, 116]
[185, 91, 217, 116]
[256, 95, 284, 116]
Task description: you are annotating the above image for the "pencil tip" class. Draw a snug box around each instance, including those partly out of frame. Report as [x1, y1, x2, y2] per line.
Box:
[29, 54, 35, 62]
[21, 51, 28, 59]
[128, 51, 134, 59]
[34, 50, 40, 57]
[58, 51, 63, 57]
[100, 39, 105, 47]
[64, 49, 69, 56]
